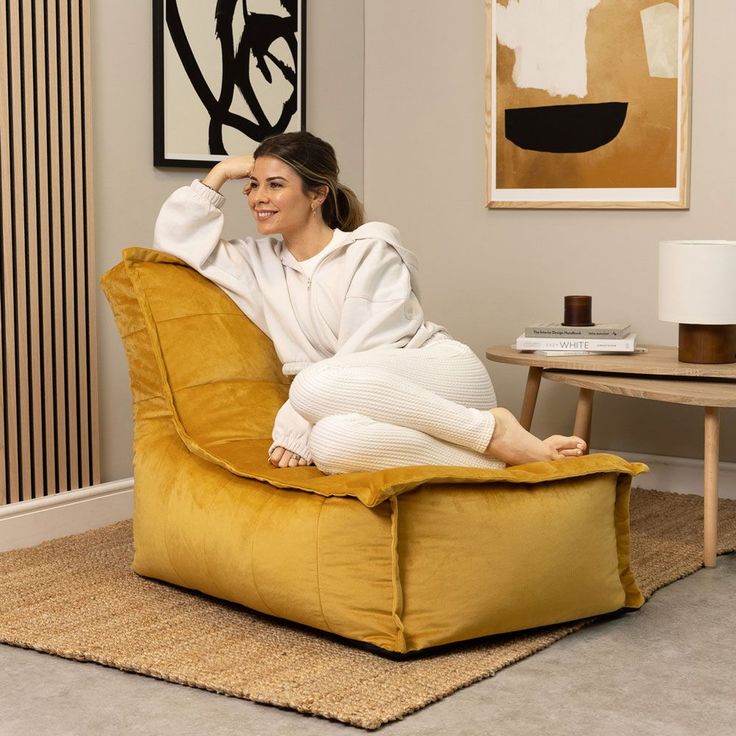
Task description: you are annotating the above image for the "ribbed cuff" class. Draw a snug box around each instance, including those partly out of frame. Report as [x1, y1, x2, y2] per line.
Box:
[191, 179, 226, 209]
[268, 436, 313, 464]
[467, 408, 495, 454]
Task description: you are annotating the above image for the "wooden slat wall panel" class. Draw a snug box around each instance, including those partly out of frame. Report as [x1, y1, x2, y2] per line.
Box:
[0, 0, 99, 505]
[82, 0, 98, 490]
[0, 0, 14, 503]
[35, 0, 56, 496]
[47, 0, 68, 495]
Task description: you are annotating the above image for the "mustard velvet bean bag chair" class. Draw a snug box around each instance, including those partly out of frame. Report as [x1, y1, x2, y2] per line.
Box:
[101, 248, 645, 655]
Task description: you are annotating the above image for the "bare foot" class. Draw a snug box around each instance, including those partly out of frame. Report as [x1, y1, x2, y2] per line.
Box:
[484, 408, 586, 465]
[268, 446, 311, 468]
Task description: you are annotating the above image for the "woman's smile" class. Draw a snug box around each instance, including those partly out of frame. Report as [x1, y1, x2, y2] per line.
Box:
[255, 209, 278, 221]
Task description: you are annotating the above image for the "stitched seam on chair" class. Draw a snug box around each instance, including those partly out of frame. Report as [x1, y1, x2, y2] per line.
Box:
[118, 325, 148, 340]
[614, 474, 644, 608]
[132, 394, 166, 406]
[249, 492, 278, 616]
[389, 496, 407, 652]
[314, 497, 335, 634]
[159, 440, 186, 587]
[173, 377, 289, 392]
[132, 442, 201, 588]
[202, 437, 271, 447]
[126, 264, 181, 429]
[200, 473, 241, 601]
[151, 311, 275, 345]
[151, 311, 247, 324]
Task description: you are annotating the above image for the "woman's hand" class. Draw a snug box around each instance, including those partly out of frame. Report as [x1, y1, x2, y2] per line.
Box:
[202, 154, 255, 192]
[268, 446, 310, 468]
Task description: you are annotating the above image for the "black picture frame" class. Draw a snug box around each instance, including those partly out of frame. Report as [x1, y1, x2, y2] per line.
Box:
[153, 0, 307, 168]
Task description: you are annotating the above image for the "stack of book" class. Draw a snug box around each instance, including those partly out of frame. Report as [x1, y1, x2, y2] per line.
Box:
[515, 322, 636, 356]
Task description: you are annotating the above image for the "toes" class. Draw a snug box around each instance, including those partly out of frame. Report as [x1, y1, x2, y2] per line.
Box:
[559, 447, 584, 457]
[270, 448, 309, 468]
[558, 435, 586, 457]
[543, 435, 587, 461]
[550, 435, 587, 451]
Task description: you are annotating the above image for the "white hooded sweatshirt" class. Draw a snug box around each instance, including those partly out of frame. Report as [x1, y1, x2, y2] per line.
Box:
[153, 179, 449, 460]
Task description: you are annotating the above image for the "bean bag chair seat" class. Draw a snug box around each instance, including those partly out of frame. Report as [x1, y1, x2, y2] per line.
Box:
[101, 248, 645, 654]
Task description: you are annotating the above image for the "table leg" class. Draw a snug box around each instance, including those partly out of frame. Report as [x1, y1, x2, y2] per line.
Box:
[573, 389, 594, 452]
[704, 406, 720, 568]
[520, 367, 543, 431]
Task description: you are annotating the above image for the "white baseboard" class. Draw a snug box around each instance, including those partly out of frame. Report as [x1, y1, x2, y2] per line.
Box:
[0, 479, 134, 552]
[597, 449, 736, 500]
[1, 451, 734, 553]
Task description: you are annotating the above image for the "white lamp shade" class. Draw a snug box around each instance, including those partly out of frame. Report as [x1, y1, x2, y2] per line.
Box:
[659, 240, 736, 324]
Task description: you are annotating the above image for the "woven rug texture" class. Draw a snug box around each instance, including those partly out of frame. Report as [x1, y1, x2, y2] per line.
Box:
[1, 488, 735, 730]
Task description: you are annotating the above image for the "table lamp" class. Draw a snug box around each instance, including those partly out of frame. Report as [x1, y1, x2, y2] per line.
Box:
[659, 240, 736, 364]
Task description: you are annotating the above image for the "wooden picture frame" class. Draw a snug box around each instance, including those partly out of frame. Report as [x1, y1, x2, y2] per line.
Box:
[484, 0, 692, 209]
[153, 0, 307, 168]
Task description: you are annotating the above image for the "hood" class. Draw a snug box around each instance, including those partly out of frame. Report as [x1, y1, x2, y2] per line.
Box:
[343, 222, 418, 270]
[336, 222, 423, 297]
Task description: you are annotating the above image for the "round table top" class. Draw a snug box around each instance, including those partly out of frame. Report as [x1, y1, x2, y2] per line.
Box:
[542, 370, 736, 408]
[486, 344, 736, 380]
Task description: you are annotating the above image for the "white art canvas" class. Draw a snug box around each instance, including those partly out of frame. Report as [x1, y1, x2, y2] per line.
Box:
[154, 0, 306, 167]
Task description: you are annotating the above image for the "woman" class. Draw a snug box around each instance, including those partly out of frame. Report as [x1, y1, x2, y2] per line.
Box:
[153, 132, 585, 472]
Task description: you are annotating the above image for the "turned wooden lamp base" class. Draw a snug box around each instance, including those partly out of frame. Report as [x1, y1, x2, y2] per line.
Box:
[678, 323, 736, 364]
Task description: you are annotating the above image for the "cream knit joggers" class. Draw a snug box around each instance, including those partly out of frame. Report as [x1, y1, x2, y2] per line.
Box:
[289, 338, 505, 474]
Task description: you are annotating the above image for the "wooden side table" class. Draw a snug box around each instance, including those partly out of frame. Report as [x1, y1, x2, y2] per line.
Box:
[486, 345, 736, 568]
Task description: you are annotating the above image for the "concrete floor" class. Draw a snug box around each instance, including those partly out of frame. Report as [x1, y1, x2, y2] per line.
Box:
[1, 555, 735, 736]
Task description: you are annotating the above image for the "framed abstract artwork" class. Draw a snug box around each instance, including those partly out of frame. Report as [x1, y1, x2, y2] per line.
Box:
[485, 0, 692, 209]
[153, 0, 306, 167]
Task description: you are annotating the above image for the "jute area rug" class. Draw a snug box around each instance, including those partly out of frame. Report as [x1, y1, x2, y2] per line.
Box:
[1, 488, 735, 730]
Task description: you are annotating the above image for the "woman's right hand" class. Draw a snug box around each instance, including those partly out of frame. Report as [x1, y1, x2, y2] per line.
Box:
[202, 154, 255, 192]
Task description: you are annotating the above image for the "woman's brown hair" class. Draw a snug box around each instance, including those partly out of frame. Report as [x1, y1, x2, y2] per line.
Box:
[253, 132, 365, 231]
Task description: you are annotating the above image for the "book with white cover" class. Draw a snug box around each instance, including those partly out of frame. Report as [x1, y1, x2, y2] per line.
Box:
[530, 347, 648, 357]
[515, 333, 637, 353]
[524, 322, 631, 338]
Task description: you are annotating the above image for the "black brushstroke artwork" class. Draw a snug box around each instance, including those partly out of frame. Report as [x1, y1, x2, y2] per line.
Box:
[165, 0, 300, 155]
[505, 102, 629, 153]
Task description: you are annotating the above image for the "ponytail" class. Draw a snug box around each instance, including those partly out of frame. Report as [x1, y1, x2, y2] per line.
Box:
[326, 183, 364, 231]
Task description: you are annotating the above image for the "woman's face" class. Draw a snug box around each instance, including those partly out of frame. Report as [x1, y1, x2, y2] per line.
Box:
[245, 155, 319, 237]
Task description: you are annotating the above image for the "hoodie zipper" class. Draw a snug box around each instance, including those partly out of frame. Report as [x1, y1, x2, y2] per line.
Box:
[305, 252, 336, 349]
[281, 248, 340, 357]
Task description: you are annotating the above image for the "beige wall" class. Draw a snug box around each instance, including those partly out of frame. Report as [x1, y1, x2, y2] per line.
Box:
[363, 0, 736, 463]
[92, 0, 365, 481]
[92, 0, 735, 484]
